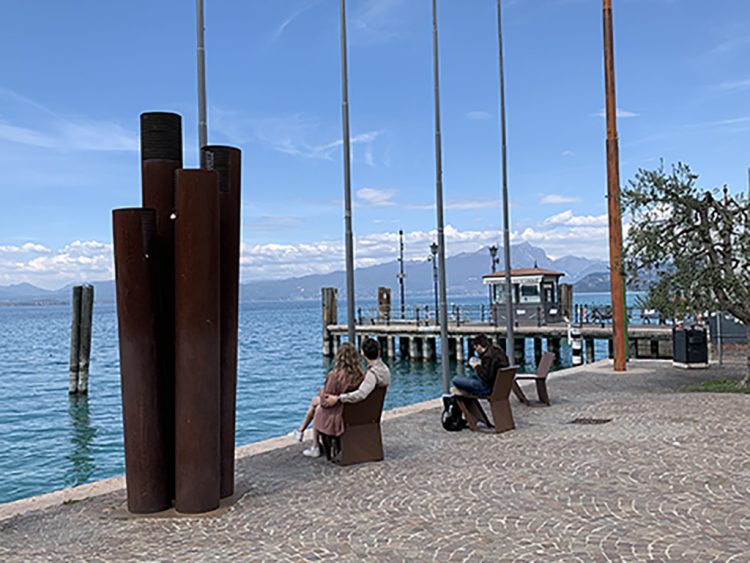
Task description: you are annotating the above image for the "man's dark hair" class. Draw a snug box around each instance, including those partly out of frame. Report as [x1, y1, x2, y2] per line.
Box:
[362, 338, 380, 360]
[474, 334, 491, 349]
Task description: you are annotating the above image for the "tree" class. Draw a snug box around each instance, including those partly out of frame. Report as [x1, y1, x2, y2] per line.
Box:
[622, 162, 750, 387]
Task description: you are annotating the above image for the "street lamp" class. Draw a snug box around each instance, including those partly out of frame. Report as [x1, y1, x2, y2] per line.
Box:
[430, 242, 439, 322]
[488, 245, 499, 312]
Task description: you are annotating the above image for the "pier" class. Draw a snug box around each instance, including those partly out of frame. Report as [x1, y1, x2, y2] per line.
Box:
[321, 287, 673, 366]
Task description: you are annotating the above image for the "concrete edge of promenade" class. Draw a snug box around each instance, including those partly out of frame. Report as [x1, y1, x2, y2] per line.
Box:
[0, 358, 621, 523]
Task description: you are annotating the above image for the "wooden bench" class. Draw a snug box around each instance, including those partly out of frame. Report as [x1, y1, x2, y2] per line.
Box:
[320, 386, 387, 466]
[513, 351, 555, 406]
[454, 366, 517, 434]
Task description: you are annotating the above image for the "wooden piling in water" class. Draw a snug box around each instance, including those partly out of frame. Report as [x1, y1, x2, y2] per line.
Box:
[533, 337, 543, 366]
[322, 288, 338, 357]
[77, 285, 94, 393]
[69, 286, 82, 394]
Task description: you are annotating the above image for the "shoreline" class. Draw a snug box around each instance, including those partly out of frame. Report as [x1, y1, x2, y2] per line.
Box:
[0, 359, 612, 523]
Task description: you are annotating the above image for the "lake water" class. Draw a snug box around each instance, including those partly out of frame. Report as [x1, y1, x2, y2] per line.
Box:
[0, 292, 632, 504]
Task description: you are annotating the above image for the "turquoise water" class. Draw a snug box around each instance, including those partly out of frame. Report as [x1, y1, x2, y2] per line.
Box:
[0, 293, 636, 504]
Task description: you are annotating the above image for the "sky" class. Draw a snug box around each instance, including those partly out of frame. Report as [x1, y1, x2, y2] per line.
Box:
[0, 0, 748, 289]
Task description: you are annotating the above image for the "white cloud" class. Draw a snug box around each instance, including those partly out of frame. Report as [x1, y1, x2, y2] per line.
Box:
[1, 216, 621, 285]
[543, 210, 608, 226]
[408, 198, 500, 211]
[539, 194, 581, 205]
[0, 88, 138, 152]
[356, 187, 397, 207]
[467, 111, 492, 121]
[718, 78, 750, 92]
[0, 242, 51, 254]
[592, 107, 639, 118]
[561, 150, 575, 157]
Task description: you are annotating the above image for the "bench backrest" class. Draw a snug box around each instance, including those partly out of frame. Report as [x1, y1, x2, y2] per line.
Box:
[490, 366, 518, 401]
[342, 385, 387, 427]
[536, 351, 555, 378]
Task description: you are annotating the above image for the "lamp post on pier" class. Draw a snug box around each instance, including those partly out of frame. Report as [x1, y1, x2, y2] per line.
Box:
[398, 229, 406, 320]
[488, 244, 499, 315]
[430, 242, 439, 324]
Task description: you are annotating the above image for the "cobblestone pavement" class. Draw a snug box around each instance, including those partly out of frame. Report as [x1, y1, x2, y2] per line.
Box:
[1, 360, 749, 562]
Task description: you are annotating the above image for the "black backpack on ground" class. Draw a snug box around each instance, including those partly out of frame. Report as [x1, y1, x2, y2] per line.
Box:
[441, 395, 467, 431]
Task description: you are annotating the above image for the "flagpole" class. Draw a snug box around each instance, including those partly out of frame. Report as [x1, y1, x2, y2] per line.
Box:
[496, 0, 514, 358]
[431, 0, 451, 393]
[339, 0, 356, 346]
[196, 0, 208, 151]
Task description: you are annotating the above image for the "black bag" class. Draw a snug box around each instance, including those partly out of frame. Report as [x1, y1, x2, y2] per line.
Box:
[441, 395, 467, 432]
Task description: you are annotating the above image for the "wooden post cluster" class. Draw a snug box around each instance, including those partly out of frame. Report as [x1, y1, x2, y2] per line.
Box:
[322, 288, 338, 357]
[113, 112, 241, 515]
[69, 284, 94, 394]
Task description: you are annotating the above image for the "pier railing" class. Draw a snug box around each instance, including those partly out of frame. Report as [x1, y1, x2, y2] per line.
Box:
[352, 303, 672, 327]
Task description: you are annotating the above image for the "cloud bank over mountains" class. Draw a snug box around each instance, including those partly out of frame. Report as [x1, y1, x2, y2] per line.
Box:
[0, 207, 614, 289]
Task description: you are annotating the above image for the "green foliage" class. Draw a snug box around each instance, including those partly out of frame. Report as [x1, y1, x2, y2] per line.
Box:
[622, 162, 750, 324]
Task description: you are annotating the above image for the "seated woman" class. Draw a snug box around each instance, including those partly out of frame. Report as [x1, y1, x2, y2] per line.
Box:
[289, 342, 365, 458]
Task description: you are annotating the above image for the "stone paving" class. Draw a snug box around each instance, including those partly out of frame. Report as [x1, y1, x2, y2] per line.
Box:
[1, 360, 749, 562]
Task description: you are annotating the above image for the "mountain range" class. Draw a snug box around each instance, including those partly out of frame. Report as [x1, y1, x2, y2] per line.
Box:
[0, 242, 612, 305]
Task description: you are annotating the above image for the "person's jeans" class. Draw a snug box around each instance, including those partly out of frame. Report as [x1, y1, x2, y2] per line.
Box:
[451, 374, 491, 397]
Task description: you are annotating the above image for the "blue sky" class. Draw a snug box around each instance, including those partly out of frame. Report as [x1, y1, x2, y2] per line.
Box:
[0, 0, 748, 288]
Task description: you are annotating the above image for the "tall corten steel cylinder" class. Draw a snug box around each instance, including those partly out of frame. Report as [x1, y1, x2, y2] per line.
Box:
[140, 112, 183, 500]
[113, 208, 171, 514]
[201, 145, 241, 499]
[174, 169, 221, 514]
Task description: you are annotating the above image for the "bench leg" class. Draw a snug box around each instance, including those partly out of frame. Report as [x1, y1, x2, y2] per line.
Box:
[512, 381, 530, 405]
[489, 398, 515, 433]
[456, 398, 492, 432]
[535, 380, 550, 406]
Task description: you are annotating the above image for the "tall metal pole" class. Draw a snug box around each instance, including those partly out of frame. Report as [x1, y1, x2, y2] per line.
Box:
[196, 0, 208, 151]
[398, 229, 406, 320]
[496, 0, 514, 356]
[432, 0, 450, 393]
[603, 0, 627, 371]
[339, 0, 356, 345]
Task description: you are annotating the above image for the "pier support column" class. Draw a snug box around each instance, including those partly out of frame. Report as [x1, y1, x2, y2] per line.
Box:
[423, 337, 434, 360]
[607, 338, 614, 359]
[377, 336, 388, 357]
[650, 339, 659, 359]
[513, 337, 526, 369]
[333, 335, 340, 356]
[409, 337, 421, 361]
[387, 336, 395, 360]
[399, 336, 410, 359]
[571, 327, 583, 366]
[533, 338, 543, 366]
[585, 337, 595, 363]
[548, 337, 562, 362]
[455, 337, 464, 363]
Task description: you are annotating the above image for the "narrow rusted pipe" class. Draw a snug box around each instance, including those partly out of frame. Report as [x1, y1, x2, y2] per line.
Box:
[140, 111, 183, 499]
[201, 145, 241, 499]
[174, 168, 221, 514]
[113, 208, 171, 514]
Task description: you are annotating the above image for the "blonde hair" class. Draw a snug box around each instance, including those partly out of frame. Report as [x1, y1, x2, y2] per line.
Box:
[334, 343, 365, 388]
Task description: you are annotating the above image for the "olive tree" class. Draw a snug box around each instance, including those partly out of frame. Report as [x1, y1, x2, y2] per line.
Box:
[622, 163, 750, 387]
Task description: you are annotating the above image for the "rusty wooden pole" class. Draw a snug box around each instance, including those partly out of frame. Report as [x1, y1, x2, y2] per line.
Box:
[174, 169, 221, 514]
[68, 285, 82, 394]
[113, 208, 171, 513]
[201, 145, 241, 499]
[603, 0, 627, 371]
[140, 111, 182, 499]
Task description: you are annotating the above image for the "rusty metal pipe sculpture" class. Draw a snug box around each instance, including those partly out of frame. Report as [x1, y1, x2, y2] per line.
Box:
[140, 111, 183, 499]
[113, 208, 171, 513]
[201, 145, 241, 499]
[174, 169, 221, 514]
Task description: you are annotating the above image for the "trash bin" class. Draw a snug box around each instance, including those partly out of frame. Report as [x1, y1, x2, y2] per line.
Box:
[672, 324, 709, 368]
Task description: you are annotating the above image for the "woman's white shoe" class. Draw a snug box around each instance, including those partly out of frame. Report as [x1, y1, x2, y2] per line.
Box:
[302, 446, 321, 458]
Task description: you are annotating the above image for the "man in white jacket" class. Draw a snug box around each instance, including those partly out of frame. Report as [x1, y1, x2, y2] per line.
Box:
[322, 338, 390, 407]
